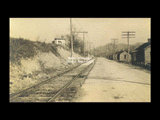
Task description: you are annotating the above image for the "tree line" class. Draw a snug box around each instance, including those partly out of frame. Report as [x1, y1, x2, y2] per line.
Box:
[65, 32, 84, 56]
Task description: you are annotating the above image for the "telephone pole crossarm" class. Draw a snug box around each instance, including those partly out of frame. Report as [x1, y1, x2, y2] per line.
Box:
[122, 37, 135, 38]
[122, 34, 135, 36]
[73, 31, 88, 33]
[121, 31, 136, 63]
[122, 31, 136, 33]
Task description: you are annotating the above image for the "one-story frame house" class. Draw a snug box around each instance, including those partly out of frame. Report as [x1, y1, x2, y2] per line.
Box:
[131, 38, 151, 66]
[115, 50, 131, 62]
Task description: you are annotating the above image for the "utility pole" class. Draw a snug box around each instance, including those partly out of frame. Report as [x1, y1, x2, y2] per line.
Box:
[73, 31, 88, 56]
[87, 42, 93, 57]
[108, 43, 111, 54]
[90, 42, 93, 56]
[70, 18, 73, 60]
[122, 31, 135, 63]
[86, 42, 89, 57]
[111, 38, 118, 60]
[93, 45, 95, 57]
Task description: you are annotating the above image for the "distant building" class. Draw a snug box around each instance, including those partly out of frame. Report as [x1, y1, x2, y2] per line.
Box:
[52, 36, 66, 46]
[131, 38, 151, 65]
[115, 50, 131, 62]
[106, 53, 113, 60]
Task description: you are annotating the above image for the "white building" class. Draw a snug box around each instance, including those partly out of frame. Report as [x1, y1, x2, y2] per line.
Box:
[52, 36, 66, 46]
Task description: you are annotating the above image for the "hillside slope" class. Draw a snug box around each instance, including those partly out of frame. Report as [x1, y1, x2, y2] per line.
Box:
[94, 43, 144, 57]
[10, 38, 81, 94]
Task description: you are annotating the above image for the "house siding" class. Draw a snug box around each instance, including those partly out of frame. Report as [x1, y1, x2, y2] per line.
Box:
[132, 52, 136, 61]
[53, 39, 66, 46]
[136, 50, 144, 62]
[119, 51, 131, 62]
[145, 46, 151, 65]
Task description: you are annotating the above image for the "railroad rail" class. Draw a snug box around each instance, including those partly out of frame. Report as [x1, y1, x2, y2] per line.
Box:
[10, 58, 97, 102]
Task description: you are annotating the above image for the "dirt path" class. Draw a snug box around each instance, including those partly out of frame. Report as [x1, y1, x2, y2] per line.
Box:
[72, 58, 151, 102]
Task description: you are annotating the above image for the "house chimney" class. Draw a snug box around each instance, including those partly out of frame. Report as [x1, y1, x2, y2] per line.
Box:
[148, 38, 151, 43]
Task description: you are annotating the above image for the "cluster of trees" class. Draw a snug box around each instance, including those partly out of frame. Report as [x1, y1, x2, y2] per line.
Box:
[94, 42, 144, 57]
[65, 33, 84, 56]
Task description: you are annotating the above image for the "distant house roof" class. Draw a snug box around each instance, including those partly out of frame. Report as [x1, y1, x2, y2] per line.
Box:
[135, 42, 150, 51]
[116, 50, 125, 55]
[144, 44, 151, 50]
[131, 50, 138, 53]
[116, 50, 130, 55]
[54, 38, 66, 40]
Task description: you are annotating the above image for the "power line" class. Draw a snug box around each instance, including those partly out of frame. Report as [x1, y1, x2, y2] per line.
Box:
[73, 18, 91, 57]
[74, 18, 84, 31]
[122, 31, 136, 62]
[74, 18, 90, 40]
[73, 31, 88, 56]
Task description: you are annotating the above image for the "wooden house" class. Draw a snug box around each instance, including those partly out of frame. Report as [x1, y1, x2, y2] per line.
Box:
[52, 36, 66, 46]
[144, 44, 151, 65]
[116, 50, 131, 62]
[131, 38, 151, 66]
[106, 53, 113, 60]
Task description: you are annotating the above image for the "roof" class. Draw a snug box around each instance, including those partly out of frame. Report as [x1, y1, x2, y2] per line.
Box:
[54, 38, 66, 40]
[135, 42, 150, 51]
[116, 50, 133, 55]
[115, 50, 128, 55]
[131, 50, 138, 53]
[144, 44, 151, 50]
[117, 50, 125, 54]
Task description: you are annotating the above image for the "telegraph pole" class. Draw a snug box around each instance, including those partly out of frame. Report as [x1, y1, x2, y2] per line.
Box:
[73, 31, 88, 56]
[93, 45, 95, 57]
[87, 42, 89, 57]
[70, 18, 73, 59]
[111, 38, 118, 60]
[90, 42, 93, 56]
[122, 31, 135, 62]
[87, 42, 93, 57]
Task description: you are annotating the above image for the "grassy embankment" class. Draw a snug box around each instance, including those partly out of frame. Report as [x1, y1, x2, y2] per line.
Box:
[10, 37, 81, 94]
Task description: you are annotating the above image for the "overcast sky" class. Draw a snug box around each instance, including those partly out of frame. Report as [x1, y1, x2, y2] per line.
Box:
[10, 18, 151, 48]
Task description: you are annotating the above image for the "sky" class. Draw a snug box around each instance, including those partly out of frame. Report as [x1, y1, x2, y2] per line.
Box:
[10, 18, 151, 48]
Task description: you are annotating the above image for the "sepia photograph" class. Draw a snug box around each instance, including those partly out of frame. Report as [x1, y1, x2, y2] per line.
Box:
[9, 18, 151, 102]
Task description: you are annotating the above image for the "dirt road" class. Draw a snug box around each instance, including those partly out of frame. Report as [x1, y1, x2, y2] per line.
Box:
[73, 58, 151, 102]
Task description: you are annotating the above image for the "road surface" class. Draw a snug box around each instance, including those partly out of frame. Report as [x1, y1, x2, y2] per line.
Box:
[73, 58, 151, 102]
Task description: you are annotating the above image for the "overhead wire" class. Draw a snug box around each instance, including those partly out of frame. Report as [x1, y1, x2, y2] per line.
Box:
[74, 18, 90, 40]
[73, 18, 95, 55]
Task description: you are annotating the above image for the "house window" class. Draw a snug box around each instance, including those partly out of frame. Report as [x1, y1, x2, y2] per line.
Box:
[124, 55, 126, 59]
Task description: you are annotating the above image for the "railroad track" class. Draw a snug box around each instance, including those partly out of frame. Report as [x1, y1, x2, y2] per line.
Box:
[10, 58, 97, 102]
